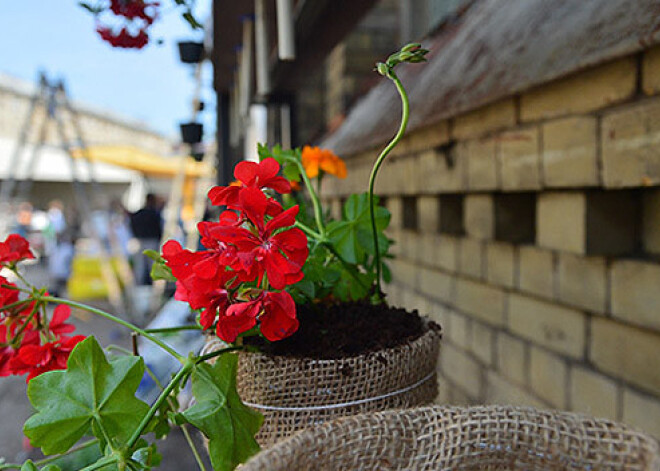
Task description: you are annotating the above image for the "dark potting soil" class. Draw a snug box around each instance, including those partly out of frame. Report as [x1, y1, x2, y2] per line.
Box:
[245, 301, 441, 359]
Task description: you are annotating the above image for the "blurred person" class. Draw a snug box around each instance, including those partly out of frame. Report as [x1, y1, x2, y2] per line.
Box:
[130, 193, 163, 285]
[47, 200, 66, 235]
[14, 202, 33, 237]
[48, 230, 75, 297]
[43, 200, 67, 259]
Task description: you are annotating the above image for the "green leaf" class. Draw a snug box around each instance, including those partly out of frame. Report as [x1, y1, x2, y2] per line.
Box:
[333, 269, 374, 302]
[182, 11, 203, 29]
[144, 250, 176, 282]
[130, 440, 162, 470]
[181, 354, 263, 471]
[24, 337, 150, 456]
[327, 193, 390, 264]
[78, 2, 104, 14]
[20, 461, 38, 471]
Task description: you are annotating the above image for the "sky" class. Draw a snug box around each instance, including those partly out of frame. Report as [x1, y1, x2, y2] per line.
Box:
[0, 1, 215, 140]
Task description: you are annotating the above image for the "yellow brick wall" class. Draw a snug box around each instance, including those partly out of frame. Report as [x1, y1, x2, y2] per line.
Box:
[323, 49, 660, 439]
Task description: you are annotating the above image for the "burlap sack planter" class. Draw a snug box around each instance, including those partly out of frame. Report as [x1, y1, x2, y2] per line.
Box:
[202, 320, 440, 448]
[241, 405, 660, 470]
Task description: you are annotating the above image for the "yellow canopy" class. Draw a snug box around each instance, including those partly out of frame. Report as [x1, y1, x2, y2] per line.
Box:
[71, 145, 214, 178]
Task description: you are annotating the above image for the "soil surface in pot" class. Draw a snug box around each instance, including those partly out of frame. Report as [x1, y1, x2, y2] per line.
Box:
[245, 301, 441, 359]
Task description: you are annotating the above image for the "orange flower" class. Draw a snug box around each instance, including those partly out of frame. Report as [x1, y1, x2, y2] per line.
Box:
[290, 180, 301, 191]
[301, 146, 347, 179]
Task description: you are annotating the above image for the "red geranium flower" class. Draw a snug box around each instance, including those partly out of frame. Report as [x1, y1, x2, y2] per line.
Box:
[0, 234, 34, 265]
[208, 158, 291, 208]
[210, 206, 308, 290]
[216, 290, 298, 343]
[259, 291, 299, 341]
[0, 325, 39, 377]
[48, 305, 76, 337]
[10, 335, 86, 382]
[0, 276, 19, 308]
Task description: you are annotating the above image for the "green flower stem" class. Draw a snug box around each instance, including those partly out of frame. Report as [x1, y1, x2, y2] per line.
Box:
[294, 221, 324, 241]
[9, 300, 41, 342]
[79, 455, 118, 471]
[0, 439, 100, 470]
[41, 296, 184, 362]
[290, 158, 326, 237]
[179, 420, 207, 471]
[196, 346, 242, 364]
[126, 362, 192, 449]
[0, 298, 31, 312]
[368, 69, 409, 302]
[143, 325, 202, 334]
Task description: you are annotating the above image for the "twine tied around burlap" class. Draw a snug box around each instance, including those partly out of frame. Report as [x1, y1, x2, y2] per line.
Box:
[201, 324, 441, 447]
[240, 405, 660, 470]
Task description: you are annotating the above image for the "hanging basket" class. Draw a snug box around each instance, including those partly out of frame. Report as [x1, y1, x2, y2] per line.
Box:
[202, 318, 441, 448]
[180, 122, 203, 144]
[177, 41, 205, 64]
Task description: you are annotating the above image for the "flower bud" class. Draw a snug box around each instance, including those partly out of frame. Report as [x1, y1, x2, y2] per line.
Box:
[376, 62, 389, 76]
[401, 43, 421, 53]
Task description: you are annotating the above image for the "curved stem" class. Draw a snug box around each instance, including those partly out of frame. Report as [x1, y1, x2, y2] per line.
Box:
[143, 325, 202, 334]
[41, 296, 184, 362]
[294, 221, 323, 241]
[368, 70, 409, 302]
[79, 455, 118, 471]
[0, 439, 100, 470]
[126, 362, 192, 449]
[196, 346, 242, 364]
[291, 158, 326, 237]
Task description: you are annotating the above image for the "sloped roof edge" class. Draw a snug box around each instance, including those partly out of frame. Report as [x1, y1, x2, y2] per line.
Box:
[322, 0, 660, 156]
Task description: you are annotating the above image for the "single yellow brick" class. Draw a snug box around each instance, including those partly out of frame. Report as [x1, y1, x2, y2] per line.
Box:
[508, 293, 586, 359]
[623, 388, 660, 439]
[418, 266, 453, 303]
[452, 98, 517, 140]
[465, 138, 498, 190]
[570, 366, 618, 420]
[441, 343, 483, 397]
[446, 309, 470, 350]
[602, 97, 660, 188]
[611, 259, 660, 332]
[464, 194, 494, 240]
[591, 318, 660, 396]
[486, 241, 516, 288]
[498, 127, 541, 190]
[470, 321, 495, 366]
[557, 252, 607, 313]
[518, 246, 555, 300]
[521, 57, 636, 121]
[529, 347, 568, 408]
[406, 120, 450, 153]
[455, 278, 506, 326]
[458, 238, 484, 279]
[642, 44, 660, 96]
[485, 371, 548, 408]
[542, 116, 598, 187]
[536, 192, 586, 254]
[435, 234, 459, 273]
[496, 332, 528, 386]
[418, 196, 439, 233]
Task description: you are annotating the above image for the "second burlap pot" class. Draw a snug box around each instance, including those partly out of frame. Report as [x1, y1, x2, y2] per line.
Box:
[202, 321, 440, 448]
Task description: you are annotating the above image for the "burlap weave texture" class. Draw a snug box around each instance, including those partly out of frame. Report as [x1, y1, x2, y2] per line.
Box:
[241, 405, 660, 470]
[202, 324, 441, 447]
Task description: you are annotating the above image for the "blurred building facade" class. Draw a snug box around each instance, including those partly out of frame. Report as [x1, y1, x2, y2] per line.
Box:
[0, 73, 173, 209]
[211, 0, 660, 439]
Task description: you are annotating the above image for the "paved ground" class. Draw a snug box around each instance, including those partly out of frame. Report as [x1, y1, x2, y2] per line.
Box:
[0, 264, 211, 470]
